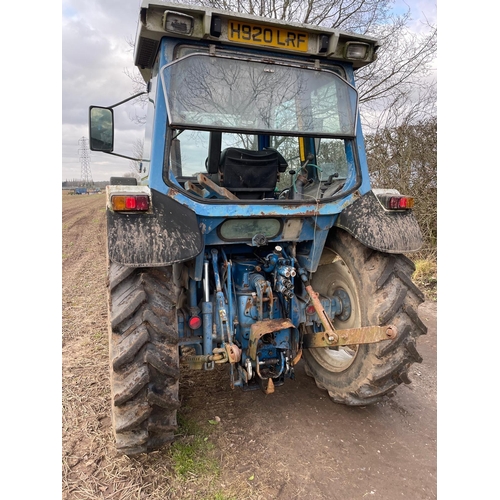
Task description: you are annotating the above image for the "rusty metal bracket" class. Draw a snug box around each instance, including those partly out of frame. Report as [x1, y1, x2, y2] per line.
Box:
[184, 343, 242, 370]
[305, 284, 338, 342]
[302, 324, 397, 348]
[183, 351, 227, 370]
[220, 344, 242, 364]
[248, 318, 295, 360]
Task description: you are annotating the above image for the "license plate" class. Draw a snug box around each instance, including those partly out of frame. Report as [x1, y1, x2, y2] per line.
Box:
[227, 20, 309, 52]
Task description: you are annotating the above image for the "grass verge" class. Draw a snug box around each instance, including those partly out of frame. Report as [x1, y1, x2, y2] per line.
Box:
[412, 257, 437, 301]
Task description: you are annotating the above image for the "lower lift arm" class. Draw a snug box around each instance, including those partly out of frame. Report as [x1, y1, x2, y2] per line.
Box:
[298, 268, 397, 348]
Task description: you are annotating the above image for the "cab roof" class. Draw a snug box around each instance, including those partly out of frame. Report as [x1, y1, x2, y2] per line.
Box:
[134, 1, 380, 82]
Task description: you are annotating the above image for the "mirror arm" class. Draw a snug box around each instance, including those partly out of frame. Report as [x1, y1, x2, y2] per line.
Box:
[90, 91, 147, 157]
[102, 151, 142, 161]
[108, 91, 147, 109]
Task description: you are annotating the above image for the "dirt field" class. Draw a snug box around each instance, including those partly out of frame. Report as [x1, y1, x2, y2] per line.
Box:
[62, 192, 437, 499]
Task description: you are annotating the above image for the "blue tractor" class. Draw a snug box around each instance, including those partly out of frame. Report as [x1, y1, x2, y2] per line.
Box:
[89, 1, 427, 456]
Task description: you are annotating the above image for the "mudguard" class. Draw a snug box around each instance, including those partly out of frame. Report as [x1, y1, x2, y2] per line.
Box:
[334, 190, 423, 253]
[107, 189, 202, 266]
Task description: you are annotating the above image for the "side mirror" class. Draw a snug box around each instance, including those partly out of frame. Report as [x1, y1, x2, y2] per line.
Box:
[89, 106, 114, 152]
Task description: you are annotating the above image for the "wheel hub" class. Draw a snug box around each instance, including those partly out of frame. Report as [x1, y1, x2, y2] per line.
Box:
[333, 288, 351, 321]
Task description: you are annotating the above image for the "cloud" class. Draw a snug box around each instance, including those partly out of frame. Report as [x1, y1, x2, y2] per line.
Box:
[61, 0, 437, 182]
[393, 0, 436, 32]
[62, 0, 143, 181]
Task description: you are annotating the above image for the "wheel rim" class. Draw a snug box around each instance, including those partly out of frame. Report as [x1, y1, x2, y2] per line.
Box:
[309, 255, 361, 372]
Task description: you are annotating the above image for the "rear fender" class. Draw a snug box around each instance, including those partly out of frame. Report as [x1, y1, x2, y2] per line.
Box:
[107, 187, 202, 266]
[334, 190, 423, 253]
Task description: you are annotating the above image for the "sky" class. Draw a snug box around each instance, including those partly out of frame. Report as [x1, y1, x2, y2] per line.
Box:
[57, 2, 493, 494]
[4, 1, 492, 496]
[61, 0, 437, 183]
[62, 0, 147, 181]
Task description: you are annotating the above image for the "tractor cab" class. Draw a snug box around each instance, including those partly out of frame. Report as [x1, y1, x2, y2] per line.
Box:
[91, 1, 380, 210]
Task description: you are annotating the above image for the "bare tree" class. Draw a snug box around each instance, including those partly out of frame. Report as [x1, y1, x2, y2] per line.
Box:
[173, 0, 436, 129]
[366, 115, 437, 256]
[178, 0, 393, 30]
[124, 37, 149, 125]
[124, 1, 436, 133]
[128, 138, 144, 179]
[356, 14, 436, 132]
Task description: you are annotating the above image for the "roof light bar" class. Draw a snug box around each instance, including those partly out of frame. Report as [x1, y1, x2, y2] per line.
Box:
[345, 42, 369, 60]
[163, 11, 194, 35]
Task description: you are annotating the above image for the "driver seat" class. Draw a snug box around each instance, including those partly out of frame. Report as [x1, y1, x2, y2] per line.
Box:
[218, 148, 287, 199]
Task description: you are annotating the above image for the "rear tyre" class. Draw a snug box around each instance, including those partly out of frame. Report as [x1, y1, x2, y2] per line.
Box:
[302, 229, 427, 405]
[108, 262, 180, 455]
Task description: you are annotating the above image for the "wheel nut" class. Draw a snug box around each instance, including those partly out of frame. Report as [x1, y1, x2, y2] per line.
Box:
[386, 326, 396, 338]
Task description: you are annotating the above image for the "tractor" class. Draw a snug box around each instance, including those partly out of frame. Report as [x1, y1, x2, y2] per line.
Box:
[89, 1, 427, 455]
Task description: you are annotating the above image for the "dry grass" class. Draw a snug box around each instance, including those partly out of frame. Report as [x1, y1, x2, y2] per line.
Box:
[62, 193, 261, 500]
[413, 258, 437, 301]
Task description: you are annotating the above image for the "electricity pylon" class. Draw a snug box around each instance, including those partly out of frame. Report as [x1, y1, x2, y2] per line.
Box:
[78, 137, 94, 187]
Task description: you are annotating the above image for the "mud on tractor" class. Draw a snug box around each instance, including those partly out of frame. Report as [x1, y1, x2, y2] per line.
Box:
[89, 1, 427, 455]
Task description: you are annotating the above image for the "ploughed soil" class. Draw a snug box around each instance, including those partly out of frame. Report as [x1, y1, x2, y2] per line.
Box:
[62, 192, 437, 500]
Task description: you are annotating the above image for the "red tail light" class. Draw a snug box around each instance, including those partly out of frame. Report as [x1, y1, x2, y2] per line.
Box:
[111, 195, 150, 212]
[378, 194, 414, 211]
[188, 316, 202, 330]
[390, 196, 414, 209]
[306, 305, 316, 315]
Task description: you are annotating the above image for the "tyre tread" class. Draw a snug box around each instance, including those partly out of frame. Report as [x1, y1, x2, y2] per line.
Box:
[108, 263, 179, 455]
[304, 230, 427, 406]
